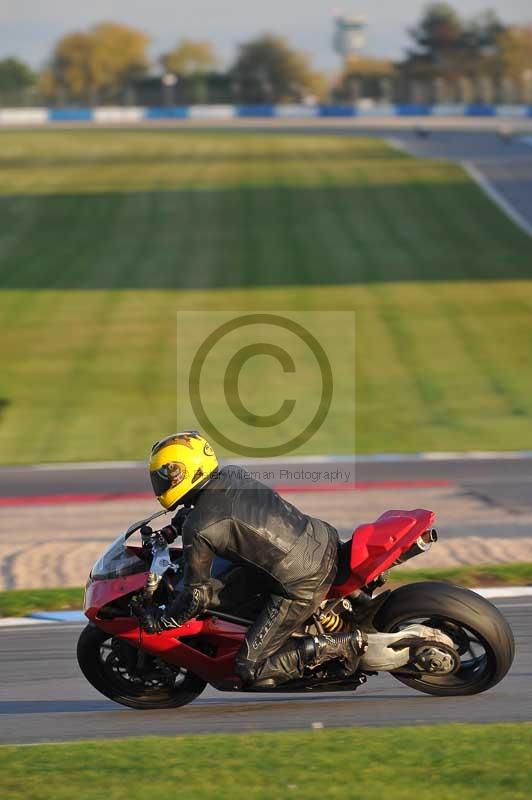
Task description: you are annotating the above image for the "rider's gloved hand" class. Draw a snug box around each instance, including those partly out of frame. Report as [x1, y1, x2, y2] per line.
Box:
[140, 605, 160, 634]
[158, 507, 191, 544]
[140, 604, 179, 634]
[142, 585, 212, 633]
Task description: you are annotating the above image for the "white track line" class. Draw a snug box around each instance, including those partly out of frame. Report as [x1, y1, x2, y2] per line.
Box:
[0, 617, 55, 627]
[24, 450, 532, 470]
[31, 460, 145, 471]
[461, 160, 532, 237]
[474, 587, 532, 599]
[352, 450, 532, 463]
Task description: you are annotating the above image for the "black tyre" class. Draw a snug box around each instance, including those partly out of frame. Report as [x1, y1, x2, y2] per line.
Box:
[77, 624, 206, 710]
[374, 581, 515, 696]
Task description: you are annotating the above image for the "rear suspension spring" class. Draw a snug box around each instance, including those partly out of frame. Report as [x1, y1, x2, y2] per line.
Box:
[318, 611, 347, 633]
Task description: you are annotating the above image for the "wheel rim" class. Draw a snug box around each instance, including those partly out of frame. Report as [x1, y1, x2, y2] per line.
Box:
[389, 614, 495, 690]
[99, 637, 189, 696]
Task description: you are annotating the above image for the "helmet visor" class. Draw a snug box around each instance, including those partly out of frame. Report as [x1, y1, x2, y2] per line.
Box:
[150, 466, 172, 497]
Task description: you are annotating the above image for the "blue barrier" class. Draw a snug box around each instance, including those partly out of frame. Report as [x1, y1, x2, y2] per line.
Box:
[145, 106, 189, 119]
[236, 105, 275, 117]
[29, 610, 86, 622]
[318, 105, 356, 117]
[49, 108, 93, 122]
[396, 104, 432, 116]
[466, 105, 497, 117]
[3, 104, 532, 127]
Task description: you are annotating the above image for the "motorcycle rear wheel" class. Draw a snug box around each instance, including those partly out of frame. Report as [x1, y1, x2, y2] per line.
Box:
[77, 624, 206, 710]
[374, 581, 515, 696]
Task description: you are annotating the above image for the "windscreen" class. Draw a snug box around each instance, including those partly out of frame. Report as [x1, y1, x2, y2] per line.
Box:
[91, 534, 146, 580]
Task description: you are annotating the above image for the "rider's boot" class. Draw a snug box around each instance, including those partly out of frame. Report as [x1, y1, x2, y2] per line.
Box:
[239, 629, 367, 689]
[312, 629, 368, 673]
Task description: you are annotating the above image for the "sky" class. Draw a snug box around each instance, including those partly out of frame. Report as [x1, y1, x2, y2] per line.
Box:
[0, 1, 531, 73]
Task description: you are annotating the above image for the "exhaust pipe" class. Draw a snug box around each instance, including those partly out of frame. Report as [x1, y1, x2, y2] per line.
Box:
[392, 529, 438, 566]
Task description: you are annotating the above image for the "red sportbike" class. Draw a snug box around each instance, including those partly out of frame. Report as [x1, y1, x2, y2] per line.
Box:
[78, 508, 515, 709]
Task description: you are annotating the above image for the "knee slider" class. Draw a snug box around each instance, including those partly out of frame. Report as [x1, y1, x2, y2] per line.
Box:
[234, 656, 258, 686]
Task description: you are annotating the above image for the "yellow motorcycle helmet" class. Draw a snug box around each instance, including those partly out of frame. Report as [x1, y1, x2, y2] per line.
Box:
[149, 431, 218, 510]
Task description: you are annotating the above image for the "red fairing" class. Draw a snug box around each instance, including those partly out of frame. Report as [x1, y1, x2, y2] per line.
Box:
[84, 572, 146, 621]
[84, 574, 246, 686]
[90, 610, 246, 686]
[327, 508, 435, 598]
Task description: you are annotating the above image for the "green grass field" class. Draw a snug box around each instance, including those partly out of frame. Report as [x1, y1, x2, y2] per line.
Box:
[1, 724, 530, 800]
[1, 130, 532, 463]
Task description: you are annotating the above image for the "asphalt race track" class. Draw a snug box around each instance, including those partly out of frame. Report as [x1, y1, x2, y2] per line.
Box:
[4, 453, 532, 513]
[0, 597, 529, 744]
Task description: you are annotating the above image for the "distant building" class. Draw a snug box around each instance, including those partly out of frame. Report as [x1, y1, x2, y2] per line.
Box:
[333, 13, 367, 62]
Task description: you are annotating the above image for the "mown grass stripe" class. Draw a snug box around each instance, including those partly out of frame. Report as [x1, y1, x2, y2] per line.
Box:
[1, 132, 532, 461]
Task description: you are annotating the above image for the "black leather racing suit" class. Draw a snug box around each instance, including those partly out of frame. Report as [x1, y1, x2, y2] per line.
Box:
[175, 466, 339, 686]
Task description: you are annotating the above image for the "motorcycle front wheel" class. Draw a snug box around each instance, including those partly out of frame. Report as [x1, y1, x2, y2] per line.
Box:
[374, 581, 515, 696]
[77, 624, 206, 710]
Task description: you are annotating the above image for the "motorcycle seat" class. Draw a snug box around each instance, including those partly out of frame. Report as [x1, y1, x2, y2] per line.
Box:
[333, 513, 420, 587]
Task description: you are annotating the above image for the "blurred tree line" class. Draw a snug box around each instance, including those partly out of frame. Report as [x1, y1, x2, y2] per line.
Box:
[336, 4, 532, 104]
[1, 5, 532, 107]
[395, 4, 532, 103]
